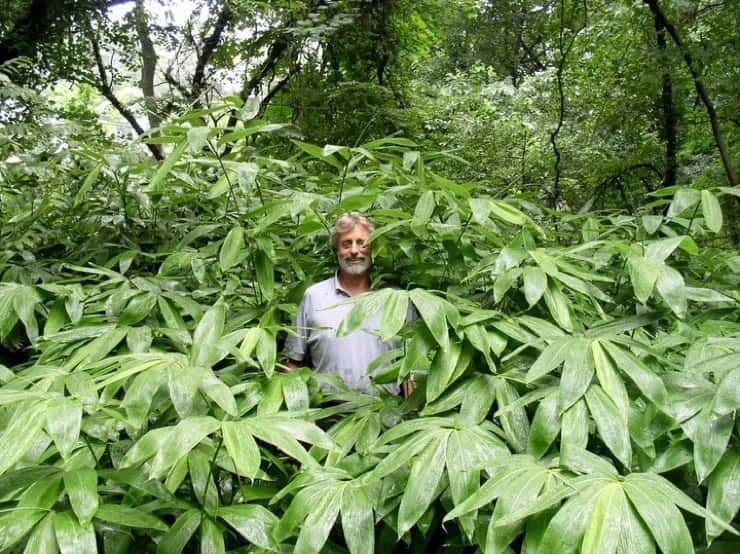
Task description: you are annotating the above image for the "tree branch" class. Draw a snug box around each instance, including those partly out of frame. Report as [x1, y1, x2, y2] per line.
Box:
[89, 26, 163, 160]
[258, 64, 301, 118]
[643, 0, 737, 186]
[190, 3, 233, 101]
[133, 0, 160, 134]
[548, 0, 587, 208]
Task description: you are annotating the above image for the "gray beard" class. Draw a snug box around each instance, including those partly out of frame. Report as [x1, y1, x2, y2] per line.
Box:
[338, 256, 371, 275]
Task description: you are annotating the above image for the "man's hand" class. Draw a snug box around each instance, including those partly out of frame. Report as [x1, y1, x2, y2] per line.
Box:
[282, 359, 300, 372]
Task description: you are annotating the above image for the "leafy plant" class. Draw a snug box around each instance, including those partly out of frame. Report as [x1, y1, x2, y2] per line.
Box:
[1, 97, 739, 554]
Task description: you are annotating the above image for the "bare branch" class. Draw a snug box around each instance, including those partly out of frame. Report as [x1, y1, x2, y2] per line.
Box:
[134, 0, 160, 132]
[191, 3, 233, 101]
[89, 23, 163, 160]
[643, 0, 736, 186]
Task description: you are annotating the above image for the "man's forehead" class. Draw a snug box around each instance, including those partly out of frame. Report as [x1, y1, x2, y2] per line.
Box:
[337, 225, 370, 238]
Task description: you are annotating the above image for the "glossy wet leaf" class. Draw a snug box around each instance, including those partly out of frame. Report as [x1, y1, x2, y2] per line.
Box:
[46, 397, 82, 459]
[63, 468, 99, 526]
[95, 504, 168, 531]
[218, 504, 278, 550]
[53, 511, 97, 554]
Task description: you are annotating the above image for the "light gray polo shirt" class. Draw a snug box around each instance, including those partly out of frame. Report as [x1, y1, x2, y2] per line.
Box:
[284, 274, 401, 394]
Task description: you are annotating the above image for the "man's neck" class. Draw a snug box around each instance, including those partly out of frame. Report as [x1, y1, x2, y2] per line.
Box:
[337, 270, 371, 296]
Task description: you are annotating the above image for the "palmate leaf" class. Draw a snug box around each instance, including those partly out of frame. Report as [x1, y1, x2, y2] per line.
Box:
[156, 509, 201, 554]
[485, 463, 551, 552]
[63, 468, 99, 526]
[409, 288, 452, 350]
[691, 407, 734, 483]
[0, 400, 47, 477]
[53, 511, 97, 554]
[219, 225, 244, 271]
[217, 505, 279, 550]
[199, 516, 225, 554]
[531, 469, 722, 554]
[397, 429, 450, 535]
[275, 471, 375, 554]
[706, 448, 740, 543]
[191, 299, 226, 368]
[45, 397, 82, 459]
[585, 385, 632, 468]
[445, 455, 581, 553]
[23, 513, 57, 554]
[95, 504, 168, 532]
[600, 340, 668, 412]
[223, 414, 334, 478]
[560, 338, 594, 412]
[0, 508, 47, 550]
[527, 391, 560, 458]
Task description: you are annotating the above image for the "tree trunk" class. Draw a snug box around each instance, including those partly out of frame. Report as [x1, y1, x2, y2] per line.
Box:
[643, 0, 737, 187]
[89, 28, 163, 161]
[643, 0, 739, 243]
[653, 13, 677, 189]
[133, 0, 160, 133]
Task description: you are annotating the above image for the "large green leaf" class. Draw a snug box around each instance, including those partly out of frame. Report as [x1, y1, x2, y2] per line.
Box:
[560, 339, 594, 412]
[219, 226, 244, 271]
[45, 397, 82, 459]
[148, 417, 221, 478]
[628, 256, 660, 304]
[200, 517, 225, 554]
[537, 481, 604, 554]
[701, 190, 723, 233]
[693, 408, 734, 483]
[0, 401, 46, 477]
[95, 504, 168, 531]
[23, 513, 57, 554]
[409, 289, 450, 350]
[527, 391, 560, 458]
[398, 430, 450, 535]
[63, 468, 99, 526]
[293, 486, 342, 554]
[191, 300, 226, 368]
[585, 385, 632, 467]
[222, 421, 261, 478]
[341, 485, 375, 554]
[53, 511, 97, 554]
[156, 509, 201, 554]
[582, 483, 626, 554]
[523, 266, 548, 307]
[0, 509, 46, 550]
[218, 505, 278, 550]
[623, 480, 693, 554]
[601, 341, 668, 411]
[706, 449, 740, 543]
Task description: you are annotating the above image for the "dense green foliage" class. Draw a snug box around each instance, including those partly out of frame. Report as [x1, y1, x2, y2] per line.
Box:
[1, 0, 739, 552]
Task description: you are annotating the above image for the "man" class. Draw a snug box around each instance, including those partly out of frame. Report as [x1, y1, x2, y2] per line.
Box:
[284, 212, 411, 396]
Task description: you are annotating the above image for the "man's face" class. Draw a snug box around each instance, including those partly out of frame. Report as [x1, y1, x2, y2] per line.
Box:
[336, 225, 372, 275]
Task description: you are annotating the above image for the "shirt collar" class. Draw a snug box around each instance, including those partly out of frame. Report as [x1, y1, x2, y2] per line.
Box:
[333, 271, 374, 297]
[333, 271, 351, 297]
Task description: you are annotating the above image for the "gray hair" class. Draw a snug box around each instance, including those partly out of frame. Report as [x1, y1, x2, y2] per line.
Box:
[330, 212, 375, 251]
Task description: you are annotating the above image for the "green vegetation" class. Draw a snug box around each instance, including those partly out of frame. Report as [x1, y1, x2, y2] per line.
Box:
[1, 0, 738, 552]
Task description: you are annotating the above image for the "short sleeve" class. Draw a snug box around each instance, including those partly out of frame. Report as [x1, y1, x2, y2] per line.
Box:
[284, 293, 310, 362]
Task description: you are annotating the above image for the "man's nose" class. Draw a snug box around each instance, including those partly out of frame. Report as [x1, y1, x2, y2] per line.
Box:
[350, 242, 360, 254]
